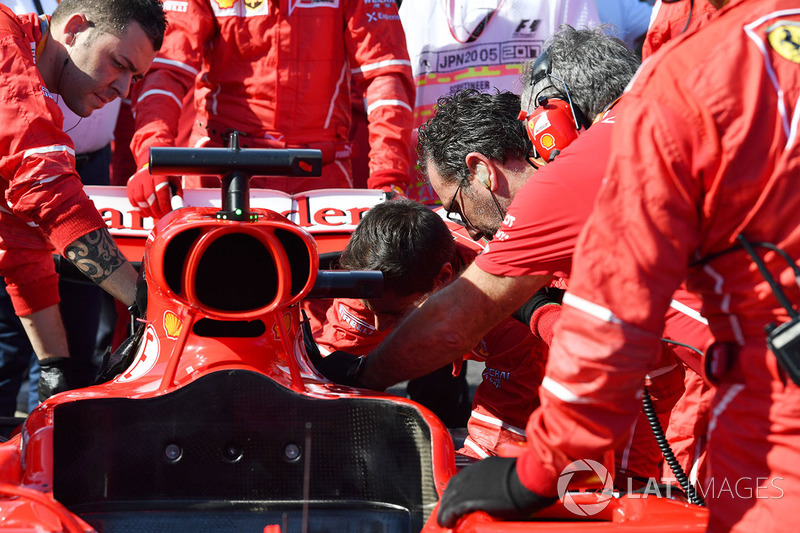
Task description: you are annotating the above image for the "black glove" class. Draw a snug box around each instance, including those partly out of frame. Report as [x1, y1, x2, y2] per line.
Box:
[437, 456, 556, 528]
[95, 323, 146, 384]
[301, 311, 364, 387]
[38, 357, 78, 403]
[129, 265, 148, 321]
[512, 287, 565, 328]
[312, 350, 364, 387]
[301, 312, 323, 366]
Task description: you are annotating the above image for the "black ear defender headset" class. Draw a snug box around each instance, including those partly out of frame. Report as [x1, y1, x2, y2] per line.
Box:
[517, 49, 591, 164]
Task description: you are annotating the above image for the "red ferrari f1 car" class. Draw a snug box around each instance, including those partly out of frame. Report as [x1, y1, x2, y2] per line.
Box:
[0, 142, 709, 532]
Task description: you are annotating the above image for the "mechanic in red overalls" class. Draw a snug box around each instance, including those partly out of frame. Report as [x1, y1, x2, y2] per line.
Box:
[438, 1, 800, 530]
[127, 0, 415, 219]
[0, 0, 165, 400]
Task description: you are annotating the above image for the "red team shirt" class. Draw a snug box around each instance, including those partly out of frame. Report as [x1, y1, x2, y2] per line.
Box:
[475, 117, 614, 279]
[520, 2, 800, 530]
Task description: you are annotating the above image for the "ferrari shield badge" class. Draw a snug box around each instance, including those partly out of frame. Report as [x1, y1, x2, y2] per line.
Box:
[244, 0, 263, 8]
[767, 22, 800, 64]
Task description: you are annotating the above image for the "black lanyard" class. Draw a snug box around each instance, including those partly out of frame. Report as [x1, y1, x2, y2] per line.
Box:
[446, 0, 502, 44]
[463, 9, 493, 43]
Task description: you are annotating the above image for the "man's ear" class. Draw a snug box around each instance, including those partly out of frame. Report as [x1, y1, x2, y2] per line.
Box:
[464, 152, 496, 190]
[63, 13, 92, 44]
[432, 261, 455, 291]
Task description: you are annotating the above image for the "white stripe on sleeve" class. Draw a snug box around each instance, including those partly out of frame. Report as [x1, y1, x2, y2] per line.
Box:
[351, 59, 411, 75]
[366, 99, 413, 114]
[136, 89, 183, 109]
[152, 57, 199, 76]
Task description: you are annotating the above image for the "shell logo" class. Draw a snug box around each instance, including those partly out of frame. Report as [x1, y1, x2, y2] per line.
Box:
[164, 311, 183, 339]
[213, 0, 237, 8]
[539, 134, 555, 150]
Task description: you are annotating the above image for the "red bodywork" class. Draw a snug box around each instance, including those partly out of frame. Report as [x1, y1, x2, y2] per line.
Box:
[0, 186, 708, 532]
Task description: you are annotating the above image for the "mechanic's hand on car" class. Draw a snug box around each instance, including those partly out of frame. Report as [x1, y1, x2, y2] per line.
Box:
[301, 313, 364, 387]
[127, 164, 181, 220]
[437, 456, 556, 528]
[37, 356, 77, 402]
[512, 286, 565, 328]
[312, 350, 365, 387]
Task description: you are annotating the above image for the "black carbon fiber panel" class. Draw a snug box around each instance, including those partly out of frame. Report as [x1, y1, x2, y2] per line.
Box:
[53, 370, 437, 531]
[79, 504, 410, 533]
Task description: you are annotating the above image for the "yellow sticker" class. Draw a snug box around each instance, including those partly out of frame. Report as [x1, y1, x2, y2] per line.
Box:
[272, 312, 293, 340]
[768, 23, 800, 64]
[163, 310, 183, 340]
[213, 0, 237, 9]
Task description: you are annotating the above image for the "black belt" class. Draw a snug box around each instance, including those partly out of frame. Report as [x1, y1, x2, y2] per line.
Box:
[75, 145, 109, 171]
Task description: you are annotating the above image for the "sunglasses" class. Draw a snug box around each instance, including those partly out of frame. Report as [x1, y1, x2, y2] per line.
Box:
[444, 180, 467, 227]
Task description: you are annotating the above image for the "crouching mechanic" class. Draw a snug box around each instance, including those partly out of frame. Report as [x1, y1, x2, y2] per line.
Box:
[0, 0, 166, 400]
[436, 0, 800, 529]
[310, 199, 548, 459]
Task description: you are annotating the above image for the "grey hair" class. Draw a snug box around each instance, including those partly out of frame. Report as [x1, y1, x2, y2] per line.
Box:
[521, 25, 640, 121]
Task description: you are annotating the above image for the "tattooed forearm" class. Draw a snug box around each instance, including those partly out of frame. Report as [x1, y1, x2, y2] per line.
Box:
[64, 229, 127, 284]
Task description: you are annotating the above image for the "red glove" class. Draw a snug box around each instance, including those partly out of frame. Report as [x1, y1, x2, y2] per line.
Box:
[126, 164, 181, 220]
